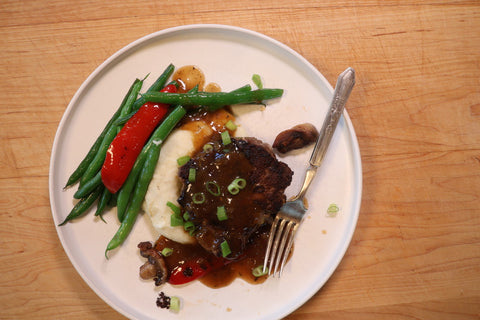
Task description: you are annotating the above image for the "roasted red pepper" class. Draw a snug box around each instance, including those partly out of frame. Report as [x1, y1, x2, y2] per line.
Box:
[101, 83, 177, 193]
[168, 257, 227, 285]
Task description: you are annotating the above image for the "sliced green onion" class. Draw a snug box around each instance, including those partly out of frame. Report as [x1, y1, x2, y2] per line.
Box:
[184, 221, 196, 235]
[220, 240, 231, 257]
[227, 177, 247, 195]
[170, 214, 184, 227]
[216, 206, 228, 221]
[252, 265, 268, 277]
[232, 178, 246, 189]
[203, 143, 213, 153]
[221, 131, 231, 145]
[192, 192, 205, 204]
[327, 203, 340, 217]
[227, 184, 239, 195]
[225, 120, 237, 131]
[161, 248, 173, 257]
[183, 211, 190, 221]
[206, 181, 221, 196]
[252, 74, 263, 89]
[166, 201, 181, 216]
[176, 155, 190, 166]
[188, 168, 196, 183]
[169, 296, 180, 312]
[184, 221, 195, 230]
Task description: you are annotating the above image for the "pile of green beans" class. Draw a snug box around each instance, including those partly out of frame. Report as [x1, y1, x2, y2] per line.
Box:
[60, 64, 175, 225]
[60, 63, 284, 256]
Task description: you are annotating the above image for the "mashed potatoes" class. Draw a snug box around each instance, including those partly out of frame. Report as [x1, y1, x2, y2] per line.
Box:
[143, 129, 196, 244]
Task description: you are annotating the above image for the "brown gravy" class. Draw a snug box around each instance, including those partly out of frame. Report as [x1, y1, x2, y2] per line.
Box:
[179, 108, 236, 150]
[153, 227, 269, 289]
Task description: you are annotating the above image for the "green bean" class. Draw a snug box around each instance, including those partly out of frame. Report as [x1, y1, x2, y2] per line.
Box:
[146, 64, 175, 93]
[131, 64, 175, 111]
[64, 79, 140, 188]
[119, 77, 145, 117]
[105, 106, 187, 255]
[108, 191, 117, 207]
[73, 171, 102, 199]
[80, 79, 144, 186]
[115, 157, 143, 222]
[79, 125, 116, 186]
[140, 88, 284, 111]
[112, 110, 137, 126]
[105, 148, 158, 257]
[94, 188, 112, 223]
[131, 96, 147, 111]
[58, 185, 103, 226]
[190, 84, 199, 94]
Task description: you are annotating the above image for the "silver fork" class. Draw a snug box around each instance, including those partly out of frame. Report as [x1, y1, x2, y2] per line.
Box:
[263, 67, 356, 277]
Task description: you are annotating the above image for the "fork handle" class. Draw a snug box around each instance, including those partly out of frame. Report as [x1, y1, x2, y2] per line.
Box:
[310, 67, 355, 167]
[291, 68, 355, 202]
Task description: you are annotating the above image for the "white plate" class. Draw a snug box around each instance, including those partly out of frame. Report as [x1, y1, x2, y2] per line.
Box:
[49, 24, 362, 320]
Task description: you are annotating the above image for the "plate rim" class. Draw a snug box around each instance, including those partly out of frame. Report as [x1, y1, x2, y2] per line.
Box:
[49, 23, 362, 319]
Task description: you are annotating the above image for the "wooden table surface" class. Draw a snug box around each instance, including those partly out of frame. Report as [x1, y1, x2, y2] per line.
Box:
[1, 1, 479, 319]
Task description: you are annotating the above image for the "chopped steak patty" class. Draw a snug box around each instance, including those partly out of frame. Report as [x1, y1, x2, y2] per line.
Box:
[178, 137, 293, 260]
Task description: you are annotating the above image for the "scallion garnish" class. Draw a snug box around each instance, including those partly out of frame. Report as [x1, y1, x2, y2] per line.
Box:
[176, 155, 191, 166]
[192, 192, 205, 204]
[167, 201, 185, 227]
[216, 206, 228, 221]
[252, 265, 268, 277]
[252, 74, 263, 89]
[203, 143, 213, 153]
[221, 130, 231, 145]
[227, 184, 239, 195]
[166, 201, 181, 216]
[188, 168, 196, 183]
[161, 248, 173, 257]
[220, 240, 231, 257]
[227, 177, 247, 195]
[184, 221, 195, 231]
[232, 178, 246, 189]
[206, 181, 221, 196]
[183, 211, 190, 221]
[170, 214, 184, 227]
[169, 296, 180, 312]
[183, 221, 196, 235]
[327, 203, 340, 217]
[225, 120, 237, 131]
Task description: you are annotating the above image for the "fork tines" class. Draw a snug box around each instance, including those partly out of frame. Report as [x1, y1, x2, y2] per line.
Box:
[263, 218, 299, 277]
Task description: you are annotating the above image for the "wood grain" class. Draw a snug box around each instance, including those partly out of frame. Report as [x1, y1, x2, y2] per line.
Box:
[1, 0, 479, 319]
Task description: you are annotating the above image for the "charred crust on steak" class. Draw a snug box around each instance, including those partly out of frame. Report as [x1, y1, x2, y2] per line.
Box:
[177, 137, 293, 260]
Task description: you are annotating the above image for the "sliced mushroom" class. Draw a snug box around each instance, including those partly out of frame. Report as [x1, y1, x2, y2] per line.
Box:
[273, 123, 319, 153]
[138, 241, 169, 286]
[139, 260, 159, 279]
